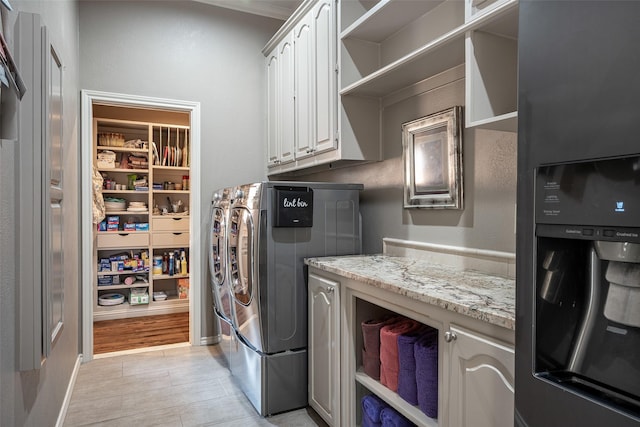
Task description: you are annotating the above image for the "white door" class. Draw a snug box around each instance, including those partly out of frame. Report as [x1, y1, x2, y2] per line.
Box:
[308, 273, 340, 426]
[448, 325, 515, 427]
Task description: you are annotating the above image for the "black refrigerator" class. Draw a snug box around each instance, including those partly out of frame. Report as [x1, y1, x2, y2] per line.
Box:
[517, 1, 640, 426]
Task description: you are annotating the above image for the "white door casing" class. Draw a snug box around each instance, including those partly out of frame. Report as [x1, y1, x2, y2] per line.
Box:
[80, 90, 201, 361]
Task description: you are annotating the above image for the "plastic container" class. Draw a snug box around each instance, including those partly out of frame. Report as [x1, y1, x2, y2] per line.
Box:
[152, 256, 163, 275]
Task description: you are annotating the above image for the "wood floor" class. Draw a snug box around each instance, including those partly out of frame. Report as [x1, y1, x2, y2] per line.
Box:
[93, 312, 189, 354]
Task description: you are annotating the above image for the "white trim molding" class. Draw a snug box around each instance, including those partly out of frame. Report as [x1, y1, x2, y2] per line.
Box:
[383, 237, 516, 279]
[55, 355, 82, 427]
[80, 90, 202, 362]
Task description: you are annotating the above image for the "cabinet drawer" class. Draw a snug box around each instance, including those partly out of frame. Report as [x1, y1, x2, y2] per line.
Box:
[152, 232, 190, 248]
[97, 232, 149, 249]
[152, 217, 190, 232]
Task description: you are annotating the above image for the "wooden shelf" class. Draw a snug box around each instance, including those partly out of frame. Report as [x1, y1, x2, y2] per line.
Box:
[97, 167, 149, 173]
[102, 190, 149, 194]
[96, 283, 149, 291]
[153, 165, 189, 171]
[153, 274, 189, 280]
[96, 145, 148, 153]
[97, 270, 149, 277]
[153, 190, 189, 194]
[103, 211, 149, 215]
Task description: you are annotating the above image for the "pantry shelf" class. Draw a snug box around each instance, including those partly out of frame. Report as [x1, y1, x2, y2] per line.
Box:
[153, 274, 189, 280]
[153, 165, 189, 171]
[97, 167, 149, 174]
[96, 145, 148, 153]
[103, 190, 150, 194]
[96, 283, 148, 291]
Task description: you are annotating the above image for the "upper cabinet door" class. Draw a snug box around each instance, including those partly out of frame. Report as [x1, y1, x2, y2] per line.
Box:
[313, 0, 337, 154]
[294, 13, 314, 160]
[266, 51, 279, 166]
[278, 35, 295, 165]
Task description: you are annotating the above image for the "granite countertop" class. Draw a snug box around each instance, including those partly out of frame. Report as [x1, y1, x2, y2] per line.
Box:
[305, 254, 515, 330]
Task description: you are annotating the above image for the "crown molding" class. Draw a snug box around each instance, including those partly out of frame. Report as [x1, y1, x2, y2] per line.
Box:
[194, 0, 299, 20]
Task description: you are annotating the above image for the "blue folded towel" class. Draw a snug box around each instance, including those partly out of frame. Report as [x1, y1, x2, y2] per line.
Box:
[380, 406, 415, 427]
[362, 394, 387, 427]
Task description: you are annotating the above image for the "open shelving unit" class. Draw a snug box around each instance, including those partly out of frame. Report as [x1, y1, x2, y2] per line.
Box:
[339, 0, 519, 135]
[92, 106, 191, 321]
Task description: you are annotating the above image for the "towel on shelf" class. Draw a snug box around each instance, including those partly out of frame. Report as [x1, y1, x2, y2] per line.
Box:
[380, 318, 421, 391]
[380, 406, 416, 427]
[397, 325, 435, 405]
[362, 316, 398, 380]
[361, 394, 387, 427]
[415, 329, 439, 418]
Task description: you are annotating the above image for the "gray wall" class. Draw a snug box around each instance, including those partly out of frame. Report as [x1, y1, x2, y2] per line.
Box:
[299, 77, 518, 255]
[78, 1, 282, 340]
[0, 1, 80, 426]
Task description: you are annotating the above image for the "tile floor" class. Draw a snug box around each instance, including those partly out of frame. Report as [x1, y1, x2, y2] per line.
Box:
[64, 344, 326, 427]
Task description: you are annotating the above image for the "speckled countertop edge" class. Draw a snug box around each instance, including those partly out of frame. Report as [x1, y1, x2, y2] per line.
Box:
[306, 254, 515, 330]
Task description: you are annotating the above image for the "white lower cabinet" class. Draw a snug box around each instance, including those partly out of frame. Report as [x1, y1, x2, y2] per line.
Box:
[308, 272, 340, 426]
[307, 267, 514, 427]
[447, 325, 514, 427]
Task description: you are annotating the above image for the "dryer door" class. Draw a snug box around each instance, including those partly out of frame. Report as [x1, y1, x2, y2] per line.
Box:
[229, 206, 263, 351]
[209, 203, 233, 323]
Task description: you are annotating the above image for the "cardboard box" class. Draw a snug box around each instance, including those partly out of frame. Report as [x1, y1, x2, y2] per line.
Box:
[135, 223, 149, 231]
[177, 278, 189, 299]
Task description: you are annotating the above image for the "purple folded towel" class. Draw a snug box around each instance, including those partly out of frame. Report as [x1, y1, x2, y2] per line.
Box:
[362, 394, 387, 427]
[361, 317, 398, 380]
[380, 406, 416, 427]
[415, 329, 438, 418]
[397, 326, 432, 405]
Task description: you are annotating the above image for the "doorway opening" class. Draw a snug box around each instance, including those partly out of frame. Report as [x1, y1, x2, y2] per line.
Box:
[81, 90, 202, 361]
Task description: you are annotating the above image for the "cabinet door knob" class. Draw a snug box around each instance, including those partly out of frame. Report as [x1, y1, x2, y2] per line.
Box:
[444, 331, 457, 343]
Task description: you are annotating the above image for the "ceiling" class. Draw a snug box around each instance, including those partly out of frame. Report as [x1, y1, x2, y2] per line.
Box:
[195, 0, 304, 20]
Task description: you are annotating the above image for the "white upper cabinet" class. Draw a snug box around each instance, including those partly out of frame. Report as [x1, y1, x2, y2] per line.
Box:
[263, 0, 379, 176]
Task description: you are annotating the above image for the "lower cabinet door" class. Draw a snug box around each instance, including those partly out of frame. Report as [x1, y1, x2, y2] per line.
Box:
[448, 324, 515, 427]
[308, 273, 340, 426]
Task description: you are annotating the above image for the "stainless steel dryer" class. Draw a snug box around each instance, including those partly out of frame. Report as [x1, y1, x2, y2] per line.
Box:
[208, 187, 234, 364]
[227, 181, 362, 416]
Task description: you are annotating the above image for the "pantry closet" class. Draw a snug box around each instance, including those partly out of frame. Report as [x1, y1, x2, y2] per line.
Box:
[80, 91, 201, 360]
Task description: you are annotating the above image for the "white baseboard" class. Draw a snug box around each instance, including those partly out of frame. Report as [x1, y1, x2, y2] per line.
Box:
[201, 335, 220, 346]
[56, 354, 83, 427]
